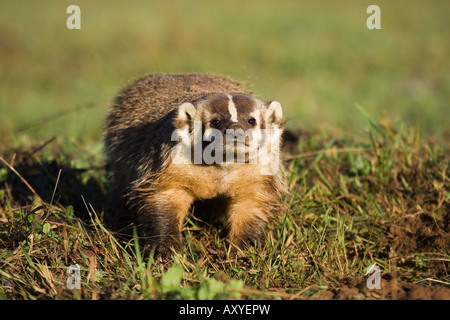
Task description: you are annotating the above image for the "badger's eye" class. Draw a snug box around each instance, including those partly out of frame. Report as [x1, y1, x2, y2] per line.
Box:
[211, 119, 221, 127]
[248, 118, 257, 126]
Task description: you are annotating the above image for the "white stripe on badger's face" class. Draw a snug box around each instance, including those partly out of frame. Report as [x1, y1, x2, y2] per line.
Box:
[226, 94, 238, 123]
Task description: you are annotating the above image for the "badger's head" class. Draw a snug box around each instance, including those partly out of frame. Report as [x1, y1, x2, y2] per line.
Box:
[172, 93, 283, 169]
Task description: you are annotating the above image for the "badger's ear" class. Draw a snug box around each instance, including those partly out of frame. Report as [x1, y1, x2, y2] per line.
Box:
[177, 102, 197, 120]
[174, 102, 197, 128]
[266, 101, 283, 127]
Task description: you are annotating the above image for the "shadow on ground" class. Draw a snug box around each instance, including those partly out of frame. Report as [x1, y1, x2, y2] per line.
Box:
[1, 147, 106, 220]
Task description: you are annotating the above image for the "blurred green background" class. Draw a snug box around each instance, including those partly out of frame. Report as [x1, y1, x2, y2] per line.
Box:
[1, 0, 448, 146]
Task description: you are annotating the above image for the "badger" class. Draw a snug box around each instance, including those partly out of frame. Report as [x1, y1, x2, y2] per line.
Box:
[104, 73, 286, 256]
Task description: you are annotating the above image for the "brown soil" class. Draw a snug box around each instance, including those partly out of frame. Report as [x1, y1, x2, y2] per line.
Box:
[389, 212, 450, 257]
[309, 274, 450, 300]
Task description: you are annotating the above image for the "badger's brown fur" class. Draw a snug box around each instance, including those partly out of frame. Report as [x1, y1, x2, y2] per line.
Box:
[104, 73, 286, 256]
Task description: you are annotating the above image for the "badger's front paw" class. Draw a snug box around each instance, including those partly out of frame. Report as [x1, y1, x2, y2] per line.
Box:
[142, 236, 181, 261]
[228, 229, 265, 252]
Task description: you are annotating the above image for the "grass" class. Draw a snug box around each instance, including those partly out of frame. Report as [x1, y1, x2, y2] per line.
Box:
[0, 112, 449, 300]
[0, 0, 449, 300]
[1, 0, 449, 142]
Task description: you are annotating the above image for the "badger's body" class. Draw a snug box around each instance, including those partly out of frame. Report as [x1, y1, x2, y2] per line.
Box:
[104, 73, 285, 255]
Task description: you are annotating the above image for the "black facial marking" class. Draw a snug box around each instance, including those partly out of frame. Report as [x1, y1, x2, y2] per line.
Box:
[232, 94, 257, 130]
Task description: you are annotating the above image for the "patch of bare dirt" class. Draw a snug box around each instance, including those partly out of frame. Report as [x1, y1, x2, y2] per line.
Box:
[310, 274, 450, 300]
[389, 212, 450, 257]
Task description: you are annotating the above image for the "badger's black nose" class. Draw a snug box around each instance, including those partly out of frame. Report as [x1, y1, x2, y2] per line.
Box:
[226, 122, 245, 131]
